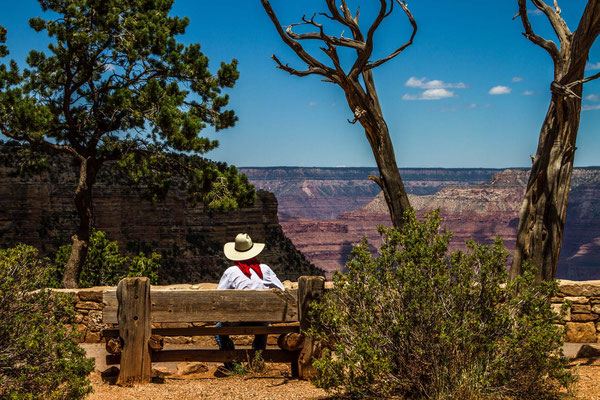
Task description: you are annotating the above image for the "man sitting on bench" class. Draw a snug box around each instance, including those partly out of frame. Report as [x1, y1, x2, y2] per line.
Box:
[215, 233, 285, 369]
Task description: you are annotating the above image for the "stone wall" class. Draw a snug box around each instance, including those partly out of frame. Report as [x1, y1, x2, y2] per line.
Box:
[59, 280, 600, 344]
[552, 280, 600, 343]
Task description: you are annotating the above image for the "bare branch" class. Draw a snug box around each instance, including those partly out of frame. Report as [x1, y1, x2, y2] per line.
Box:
[261, 0, 334, 78]
[530, 0, 571, 48]
[566, 70, 600, 89]
[350, 0, 389, 78]
[368, 174, 383, 190]
[516, 0, 561, 66]
[271, 54, 332, 80]
[366, 1, 417, 71]
[324, 0, 362, 40]
[285, 14, 366, 51]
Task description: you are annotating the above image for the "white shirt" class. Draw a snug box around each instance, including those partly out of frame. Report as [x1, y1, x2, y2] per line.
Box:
[217, 264, 285, 290]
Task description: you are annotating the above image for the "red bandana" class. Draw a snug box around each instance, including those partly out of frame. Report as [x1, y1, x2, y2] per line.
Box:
[235, 257, 263, 279]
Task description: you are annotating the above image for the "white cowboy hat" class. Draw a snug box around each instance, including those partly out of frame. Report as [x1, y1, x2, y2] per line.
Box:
[223, 233, 265, 261]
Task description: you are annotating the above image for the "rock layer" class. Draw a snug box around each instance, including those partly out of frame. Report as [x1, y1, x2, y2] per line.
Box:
[264, 168, 600, 280]
[0, 160, 322, 283]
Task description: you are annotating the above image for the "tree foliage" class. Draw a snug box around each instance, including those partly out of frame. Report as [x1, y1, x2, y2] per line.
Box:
[310, 210, 573, 399]
[54, 230, 160, 288]
[0, 245, 94, 399]
[0, 0, 254, 287]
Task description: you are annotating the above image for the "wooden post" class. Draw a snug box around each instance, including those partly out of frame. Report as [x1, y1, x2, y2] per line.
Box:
[116, 277, 152, 386]
[297, 276, 325, 380]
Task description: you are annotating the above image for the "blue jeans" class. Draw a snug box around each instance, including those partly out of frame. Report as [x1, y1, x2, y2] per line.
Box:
[214, 322, 269, 352]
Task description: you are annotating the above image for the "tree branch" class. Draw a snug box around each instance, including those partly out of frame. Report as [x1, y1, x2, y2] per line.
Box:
[261, 0, 334, 79]
[516, 0, 561, 67]
[365, 1, 417, 71]
[285, 14, 366, 51]
[530, 0, 572, 49]
[566, 70, 600, 89]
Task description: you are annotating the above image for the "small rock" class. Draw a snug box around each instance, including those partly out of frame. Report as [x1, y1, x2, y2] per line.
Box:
[571, 304, 591, 313]
[576, 344, 600, 358]
[152, 366, 172, 378]
[564, 296, 589, 305]
[101, 366, 120, 378]
[566, 322, 597, 343]
[75, 301, 103, 310]
[176, 362, 209, 375]
[77, 290, 103, 302]
[571, 313, 598, 322]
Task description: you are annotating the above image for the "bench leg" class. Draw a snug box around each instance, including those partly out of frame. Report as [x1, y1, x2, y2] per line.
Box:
[291, 355, 299, 378]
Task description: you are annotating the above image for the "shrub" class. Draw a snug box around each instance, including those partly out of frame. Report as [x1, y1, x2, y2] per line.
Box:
[309, 210, 574, 399]
[0, 245, 94, 399]
[55, 230, 161, 287]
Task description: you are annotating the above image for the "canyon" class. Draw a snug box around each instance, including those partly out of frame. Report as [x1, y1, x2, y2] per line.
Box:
[242, 167, 600, 280]
[1, 159, 598, 282]
[0, 159, 322, 284]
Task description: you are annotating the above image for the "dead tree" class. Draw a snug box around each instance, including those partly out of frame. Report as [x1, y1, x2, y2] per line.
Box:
[511, 0, 600, 282]
[261, 0, 416, 228]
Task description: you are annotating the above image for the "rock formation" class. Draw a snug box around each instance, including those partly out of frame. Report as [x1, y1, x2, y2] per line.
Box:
[247, 168, 600, 280]
[0, 160, 322, 283]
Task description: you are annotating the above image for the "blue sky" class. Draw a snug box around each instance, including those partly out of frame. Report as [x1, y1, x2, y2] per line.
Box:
[1, 0, 599, 168]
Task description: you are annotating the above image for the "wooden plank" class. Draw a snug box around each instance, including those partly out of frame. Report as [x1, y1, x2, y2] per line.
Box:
[116, 278, 152, 386]
[101, 325, 300, 338]
[297, 276, 325, 380]
[103, 289, 298, 324]
[106, 349, 300, 365]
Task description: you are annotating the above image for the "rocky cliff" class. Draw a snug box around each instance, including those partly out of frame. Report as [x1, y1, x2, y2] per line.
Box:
[258, 168, 600, 280]
[0, 161, 322, 283]
[242, 167, 500, 220]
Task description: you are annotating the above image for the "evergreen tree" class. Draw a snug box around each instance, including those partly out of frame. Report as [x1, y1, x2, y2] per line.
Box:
[0, 0, 254, 287]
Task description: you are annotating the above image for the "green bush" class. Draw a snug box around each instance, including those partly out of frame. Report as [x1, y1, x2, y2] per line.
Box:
[309, 210, 574, 399]
[0, 245, 94, 399]
[55, 230, 161, 287]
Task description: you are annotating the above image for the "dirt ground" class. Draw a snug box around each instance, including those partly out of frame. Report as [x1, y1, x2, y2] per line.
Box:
[83, 344, 600, 400]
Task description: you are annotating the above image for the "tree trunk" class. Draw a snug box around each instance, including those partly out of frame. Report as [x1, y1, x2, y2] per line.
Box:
[344, 77, 411, 228]
[510, 82, 583, 282]
[62, 157, 99, 288]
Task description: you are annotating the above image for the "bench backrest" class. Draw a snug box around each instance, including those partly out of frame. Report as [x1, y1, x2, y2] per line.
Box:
[102, 288, 299, 324]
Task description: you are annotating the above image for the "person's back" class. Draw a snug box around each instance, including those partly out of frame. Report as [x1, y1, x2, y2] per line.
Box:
[218, 263, 283, 290]
[214, 233, 284, 372]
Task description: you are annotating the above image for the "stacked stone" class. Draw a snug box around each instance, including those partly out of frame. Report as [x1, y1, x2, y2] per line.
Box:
[64, 287, 115, 343]
[552, 280, 600, 343]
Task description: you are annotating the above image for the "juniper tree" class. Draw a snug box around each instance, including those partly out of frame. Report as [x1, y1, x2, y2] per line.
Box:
[0, 0, 254, 288]
[261, 0, 416, 228]
[511, 0, 600, 282]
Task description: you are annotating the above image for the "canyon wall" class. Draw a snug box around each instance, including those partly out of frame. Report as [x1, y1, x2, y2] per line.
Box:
[0, 161, 322, 283]
[244, 167, 600, 280]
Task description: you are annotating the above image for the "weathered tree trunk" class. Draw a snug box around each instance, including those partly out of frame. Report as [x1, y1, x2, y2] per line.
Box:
[261, 0, 416, 228]
[344, 75, 411, 228]
[511, 0, 600, 282]
[510, 89, 583, 282]
[62, 157, 99, 288]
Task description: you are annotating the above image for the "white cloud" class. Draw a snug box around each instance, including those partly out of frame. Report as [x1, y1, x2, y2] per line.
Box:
[582, 104, 600, 111]
[405, 77, 468, 89]
[308, 101, 317, 107]
[522, 90, 536, 95]
[104, 63, 115, 72]
[467, 104, 477, 108]
[585, 94, 600, 102]
[528, 8, 543, 16]
[402, 88, 456, 101]
[489, 86, 511, 95]
[512, 77, 523, 82]
[586, 62, 600, 71]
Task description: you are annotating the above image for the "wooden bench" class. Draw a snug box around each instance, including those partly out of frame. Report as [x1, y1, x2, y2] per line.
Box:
[100, 276, 325, 385]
